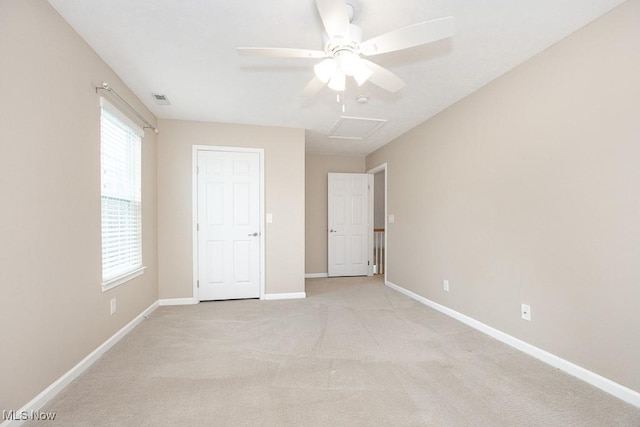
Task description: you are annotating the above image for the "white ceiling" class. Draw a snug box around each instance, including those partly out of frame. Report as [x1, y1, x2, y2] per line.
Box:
[48, 0, 625, 156]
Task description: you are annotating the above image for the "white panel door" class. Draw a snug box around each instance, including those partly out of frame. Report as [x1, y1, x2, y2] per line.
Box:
[197, 150, 260, 300]
[328, 173, 372, 277]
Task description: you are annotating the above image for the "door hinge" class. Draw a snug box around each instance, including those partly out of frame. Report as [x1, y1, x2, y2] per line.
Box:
[368, 261, 370, 266]
[197, 166, 200, 174]
[197, 223, 200, 232]
[197, 280, 200, 288]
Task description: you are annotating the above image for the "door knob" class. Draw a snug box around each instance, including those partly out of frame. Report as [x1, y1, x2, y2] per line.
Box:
[248, 232, 259, 236]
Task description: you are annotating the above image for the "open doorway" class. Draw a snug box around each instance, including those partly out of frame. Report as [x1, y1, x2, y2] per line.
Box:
[368, 163, 387, 281]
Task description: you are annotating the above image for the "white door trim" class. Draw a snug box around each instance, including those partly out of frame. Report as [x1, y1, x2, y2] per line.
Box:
[192, 145, 265, 301]
[367, 173, 374, 277]
[367, 163, 388, 283]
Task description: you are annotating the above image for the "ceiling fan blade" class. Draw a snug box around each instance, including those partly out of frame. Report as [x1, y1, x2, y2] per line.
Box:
[360, 16, 455, 56]
[237, 47, 326, 58]
[315, 0, 350, 40]
[361, 59, 405, 92]
[302, 75, 327, 97]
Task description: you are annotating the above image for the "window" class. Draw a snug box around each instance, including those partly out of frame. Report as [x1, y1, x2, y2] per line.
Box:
[100, 98, 143, 288]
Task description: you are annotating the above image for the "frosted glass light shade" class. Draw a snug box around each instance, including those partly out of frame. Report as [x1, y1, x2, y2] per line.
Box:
[314, 59, 336, 83]
[339, 52, 359, 76]
[316, 53, 372, 91]
[328, 72, 346, 91]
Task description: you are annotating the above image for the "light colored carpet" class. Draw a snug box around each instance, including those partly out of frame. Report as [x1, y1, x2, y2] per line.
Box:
[30, 276, 640, 426]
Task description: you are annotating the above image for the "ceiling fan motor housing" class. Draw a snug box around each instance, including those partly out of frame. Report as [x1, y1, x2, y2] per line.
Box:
[324, 24, 362, 55]
[322, 24, 371, 86]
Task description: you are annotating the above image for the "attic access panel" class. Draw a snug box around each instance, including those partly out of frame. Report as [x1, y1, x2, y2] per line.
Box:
[328, 116, 387, 140]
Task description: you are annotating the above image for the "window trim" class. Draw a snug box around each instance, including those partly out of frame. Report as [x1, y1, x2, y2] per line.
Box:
[102, 266, 147, 292]
[100, 97, 144, 136]
[100, 97, 145, 291]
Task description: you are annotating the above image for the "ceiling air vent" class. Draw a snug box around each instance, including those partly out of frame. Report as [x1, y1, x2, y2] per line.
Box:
[328, 116, 387, 140]
[152, 93, 171, 105]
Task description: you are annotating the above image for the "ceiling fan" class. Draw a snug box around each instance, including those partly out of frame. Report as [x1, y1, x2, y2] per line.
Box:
[237, 0, 455, 96]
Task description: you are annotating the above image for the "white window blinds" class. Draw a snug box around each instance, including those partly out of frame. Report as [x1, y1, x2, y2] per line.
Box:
[100, 98, 143, 284]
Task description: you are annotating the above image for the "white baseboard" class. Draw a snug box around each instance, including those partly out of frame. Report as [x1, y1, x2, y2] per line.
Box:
[158, 297, 198, 306]
[385, 280, 640, 408]
[263, 292, 306, 300]
[305, 273, 328, 278]
[0, 301, 159, 427]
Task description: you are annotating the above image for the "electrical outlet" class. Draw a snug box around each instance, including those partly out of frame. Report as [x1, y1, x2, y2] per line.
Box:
[388, 214, 395, 223]
[443, 280, 449, 292]
[110, 298, 117, 315]
[521, 304, 531, 321]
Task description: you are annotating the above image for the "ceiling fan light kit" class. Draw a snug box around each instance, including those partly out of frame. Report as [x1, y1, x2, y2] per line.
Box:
[314, 58, 336, 82]
[237, 0, 455, 96]
[316, 50, 372, 91]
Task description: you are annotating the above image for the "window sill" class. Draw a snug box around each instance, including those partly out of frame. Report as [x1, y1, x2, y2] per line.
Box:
[102, 266, 147, 292]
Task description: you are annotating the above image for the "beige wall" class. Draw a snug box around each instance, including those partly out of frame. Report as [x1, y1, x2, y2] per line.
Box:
[373, 171, 385, 229]
[367, 0, 640, 392]
[305, 154, 366, 274]
[157, 119, 305, 297]
[0, 0, 158, 410]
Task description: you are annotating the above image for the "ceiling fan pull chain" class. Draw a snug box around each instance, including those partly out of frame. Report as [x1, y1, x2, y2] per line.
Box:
[336, 91, 346, 113]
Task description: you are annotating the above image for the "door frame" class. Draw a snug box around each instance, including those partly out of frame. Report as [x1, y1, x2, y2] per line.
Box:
[367, 162, 387, 283]
[192, 145, 265, 301]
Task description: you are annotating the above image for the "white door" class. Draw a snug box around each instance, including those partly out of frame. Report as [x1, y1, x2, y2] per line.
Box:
[197, 149, 261, 300]
[328, 173, 372, 277]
